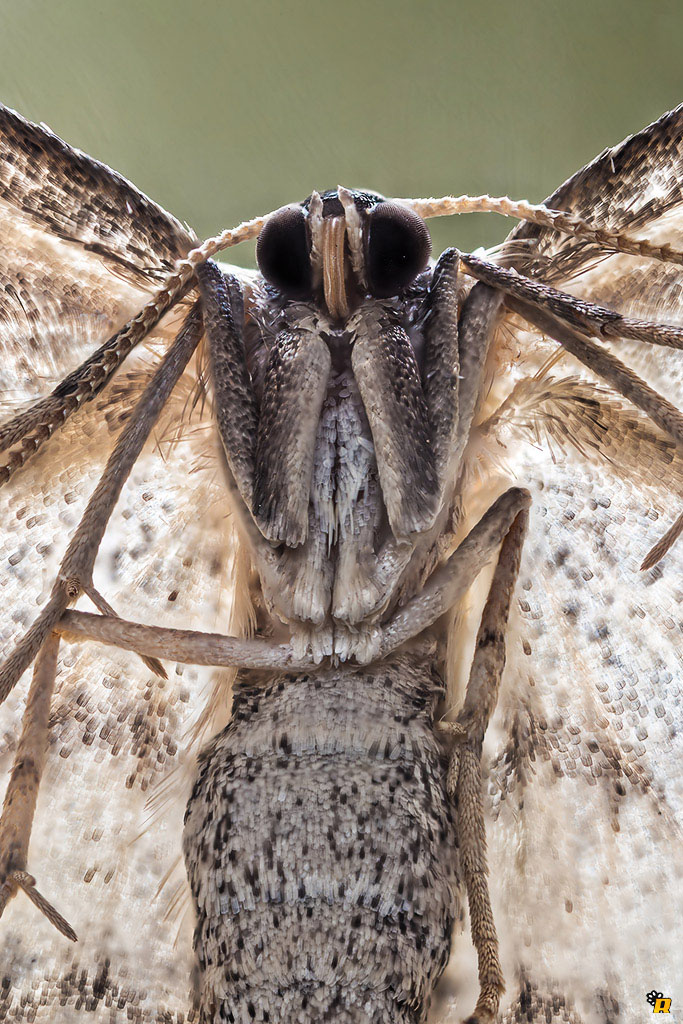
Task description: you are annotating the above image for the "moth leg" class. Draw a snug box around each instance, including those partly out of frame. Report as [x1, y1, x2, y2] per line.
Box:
[194, 261, 257, 509]
[377, 486, 531, 660]
[0, 302, 204, 704]
[81, 581, 166, 679]
[422, 263, 504, 499]
[438, 508, 529, 1024]
[0, 633, 77, 940]
[56, 608, 313, 672]
[510, 297, 683, 448]
[457, 251, 683, 447]
[350, 301, 439, 535]
[460, 249, 683, 350]
[197, 259, 332, 576]
[253, 327, 331, 547]
[641, 507, 683, 570]
[197, 259, 332, 550]
[421, 249, 461, 491]
[194, 264, 322, 631]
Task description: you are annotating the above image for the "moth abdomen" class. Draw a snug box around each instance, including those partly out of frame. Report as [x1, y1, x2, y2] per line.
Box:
[183, 653, 461, 1023]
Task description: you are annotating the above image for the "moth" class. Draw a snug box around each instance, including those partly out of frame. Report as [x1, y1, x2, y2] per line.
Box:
[0, 101, 681, 1024]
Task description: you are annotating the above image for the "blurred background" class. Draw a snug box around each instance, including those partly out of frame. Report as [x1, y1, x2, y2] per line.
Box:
[0, 0, 681, 265]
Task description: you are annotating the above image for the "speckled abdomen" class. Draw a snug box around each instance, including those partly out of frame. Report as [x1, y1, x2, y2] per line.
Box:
[183, 652, 461, 1023]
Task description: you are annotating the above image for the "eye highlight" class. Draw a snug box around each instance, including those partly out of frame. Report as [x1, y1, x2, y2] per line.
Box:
[256, 205, 312, 298]
[365, 202, 431, 298]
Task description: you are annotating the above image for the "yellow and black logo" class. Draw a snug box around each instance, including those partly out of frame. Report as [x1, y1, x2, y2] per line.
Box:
[647, 991, 672, 1013]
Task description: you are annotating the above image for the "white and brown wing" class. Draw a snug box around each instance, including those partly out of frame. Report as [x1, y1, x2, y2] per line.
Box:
[0, 102, 198, 395]
[448, 106, 683, 1022]
[0, 105, 244, 1022]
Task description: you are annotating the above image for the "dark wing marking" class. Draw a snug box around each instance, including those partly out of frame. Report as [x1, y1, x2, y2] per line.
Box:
[0, 102, 198, 425]
[0, 103, 196, 285]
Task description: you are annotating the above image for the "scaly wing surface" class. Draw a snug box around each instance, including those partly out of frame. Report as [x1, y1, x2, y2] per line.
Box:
[0, 105, 244, 1022]
[439, 106, 683, 1023]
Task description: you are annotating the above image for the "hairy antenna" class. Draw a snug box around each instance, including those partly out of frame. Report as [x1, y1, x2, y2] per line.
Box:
[402, 194, 683, 267]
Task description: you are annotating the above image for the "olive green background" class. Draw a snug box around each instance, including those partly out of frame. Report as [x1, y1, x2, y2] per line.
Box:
[0, 0, 681, 263]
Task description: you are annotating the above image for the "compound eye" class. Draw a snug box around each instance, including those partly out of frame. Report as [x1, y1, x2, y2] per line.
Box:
[256, 205, 312, 298]
[365, 203, 431, 298]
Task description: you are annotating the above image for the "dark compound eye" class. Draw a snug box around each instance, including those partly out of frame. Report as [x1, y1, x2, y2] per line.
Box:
[256, 205, 312, 298]
[365, 202, 431, 298]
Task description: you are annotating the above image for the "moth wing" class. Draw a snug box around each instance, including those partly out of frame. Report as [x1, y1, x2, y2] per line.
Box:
[501, 102, 683, 321]
[0, 105, 246, 1019]
[474, 439, 683, 1022]
[490, 104, 683, 411]
[441, 107, 683, 1021]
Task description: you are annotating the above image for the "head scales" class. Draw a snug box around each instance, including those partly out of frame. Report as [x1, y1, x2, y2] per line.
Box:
[96, 190, 683, 385]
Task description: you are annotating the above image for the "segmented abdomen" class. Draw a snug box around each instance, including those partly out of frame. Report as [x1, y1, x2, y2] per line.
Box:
[184, 652, 461, 1023]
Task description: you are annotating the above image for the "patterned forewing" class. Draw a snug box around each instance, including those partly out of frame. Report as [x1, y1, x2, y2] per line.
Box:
[461, 105, 683, 1022]
[0, 106, 242, 1020]
[502, 103, 683, 313]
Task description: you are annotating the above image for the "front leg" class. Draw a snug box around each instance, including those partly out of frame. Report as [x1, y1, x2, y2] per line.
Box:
[195, 260, 258, 508]
[350, 302, 439, 536]
[459, 250, 683, 448]
[253, 327, 331, 547]
[197, 263, 322, 630]
[421, 258, 504, 501]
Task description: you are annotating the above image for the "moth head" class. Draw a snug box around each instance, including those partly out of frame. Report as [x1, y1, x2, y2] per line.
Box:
[255, 187, 431, 319]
